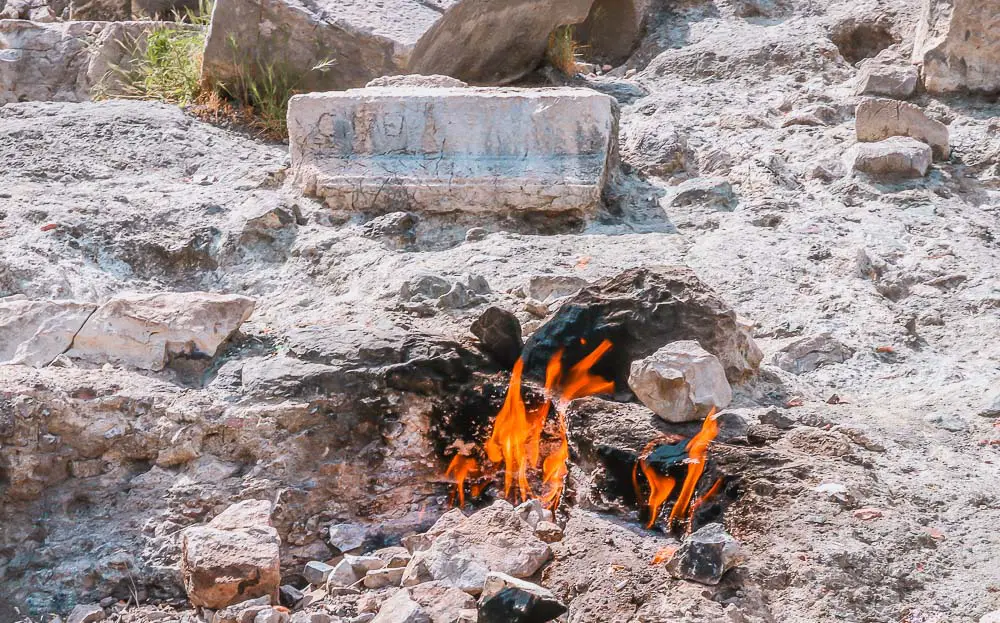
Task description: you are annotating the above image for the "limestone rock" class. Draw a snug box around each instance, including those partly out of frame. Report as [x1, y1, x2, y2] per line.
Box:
[0, 299, 96, 368]
[288, 87, 618, 215]
[854, 60, 918, 99]
[202, 0, 594, 93]
[402, 508, 467, 554]
[478, 573, 567, 623]
[67, 604, 105, 623]
[66, 292, 254, 371]
[303, 561, 335, 586]
[523, 266, 763, 389]
[525, 275, 589, 304]
[913, 0, 1000, 94]
[846, 137, 932, 178]
[665, 523, 745, 585]
[69, 0, 129, 20]
[628, 341, 732, 423]
[326, 558, 362, 588]
[366, 75, 468, 89]
[410, 582, 478, 622]
[666, 177, 737, 211]
[773, 333, 854, 374]
[328, 523, 368, 553]
[371, 590, 429, 623]
[855, 98, 949, 160]
[363, 566, 405, 589]
[180, 500, 281, 609]
[622, 121, 695, 177]
[576, 0, 652, 63]
[401, 500, 551, 594]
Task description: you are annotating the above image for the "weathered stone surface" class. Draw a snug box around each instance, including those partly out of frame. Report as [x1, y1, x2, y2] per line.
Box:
[402, 509, 466, 554]
[666, 177, 737, 211]
[288, 87, 618, 216]
[773, 333, 854, 375]
[0, 299, 95, 367]
[665, 523, 745, 585]
[621, 120, 695, 177]
[577, 0, 651, 63]
[522, 266, 763, 389]
[69, 0, 128, 20]
[328, 523, 368, 553]
[303, 561, 334, 586]
[410, 582, 478, 623]
[371, 590, 429, 623]
[854, 60, 918, 99]
[0, 21, 200, 104]
[628, 341, 733, 423]
[913, 0, 1000, 94]
[202, 0, 594, 93]
[845, 137, 932, 178]
[478, 573, 567, 623]
[67, 604, 106, 623]
[180, 500, 281, 609]
[366, 75, 469, 89]
[855, 98, 949, 160]
[325, 558, 361, 588]
[471, 307, 523, 369]
[66, 292, 254, 371]
[401, 501, 551, 594]
[363, 566, 405, 589]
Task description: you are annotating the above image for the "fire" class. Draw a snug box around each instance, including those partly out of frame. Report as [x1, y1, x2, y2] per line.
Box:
[633, 408, 722, 530]
[448, 339, 614, 512]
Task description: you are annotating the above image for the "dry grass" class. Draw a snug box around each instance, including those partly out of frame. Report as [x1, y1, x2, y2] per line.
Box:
[546, 25, 580, 76]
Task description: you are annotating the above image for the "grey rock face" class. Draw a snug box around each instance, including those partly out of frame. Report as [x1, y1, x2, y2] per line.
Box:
[470, 306, 523, 369]
[855, 60, 918, 99]
[0, 299, 95, 367]
[845, 137, 933, 178]
[665, 523, 745, 585]
[288, 87, 619, 216]
[628, 341, 733, 423]
[855, 98, 950, 160]
[773, 333, 853, 375]
[913, 0, 1000, 94]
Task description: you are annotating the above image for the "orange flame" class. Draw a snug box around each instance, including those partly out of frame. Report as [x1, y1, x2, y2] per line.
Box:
[451, 340, 614, 511]
[635, 408, 721, 530]
[444, 455, 480, 508]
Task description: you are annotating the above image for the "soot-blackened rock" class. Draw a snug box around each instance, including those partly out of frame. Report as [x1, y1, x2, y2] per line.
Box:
[471, 306, 524, 369]
[666, 522, 745, 585]
[478, 586, 567, 623]
[521, 266, 761, 390]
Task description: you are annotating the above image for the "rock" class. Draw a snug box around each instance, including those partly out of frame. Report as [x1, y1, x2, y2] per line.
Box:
[471, 307, 523, 369]
[303, 561, 335, 586]
[845, 137, 933, 178]
[665, 523, 745, 585]
[328, 524, 366, 552]
[478, 573, 567, 623]
[855, 98, 950, 160]
[371, 591, 428, 623]
[924, 411, 967, 432]
[180, 500, 281, 609]
[526, 275, 589, 304]
[522, 266, 763, 389]
[279, 585, 304, 608]
[781, 104, 838, 127]
[401, 501, 551, 594]
[366, 75, 469, 89]
[288, 87, 618, 215]
[67, 604, 106, 623]
[66, 292, 254, 371]
[361, 212, 419, 248]
[622, 121, 695, 177]
[291, 614, 333, 623]
[363, 566, 405, 589]
[68, 0, 128, 19]
[913, 0, 1000, 93]
[628, 341, 732, 423]
[534, 521, 563, 544]
[402, 508, 467, 554]
[0, 21, 201, 105]
[0, 299, 96, 367]
[773, 334, 854, 374]
[344, 554, 387, 574]
[980, 611, 1000, 623]
[576, 0, 651, 63]
[326, 558, 362, 588]
[409, 582, 478, 623]
[854, 61, 918, 99]
[253, 608, 291, 623]
[666, 178, 737, 211]
[980, 393, 1000, 418]
[400, 274, 490, 311]
[202, 0, 594, 93]
[514, 499, 553, 530]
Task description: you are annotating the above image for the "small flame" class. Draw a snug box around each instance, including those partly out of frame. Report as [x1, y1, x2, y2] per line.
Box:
[450, 340, 614, 512]
[635, 408, 721, 530]
[651, 546, 678, 565]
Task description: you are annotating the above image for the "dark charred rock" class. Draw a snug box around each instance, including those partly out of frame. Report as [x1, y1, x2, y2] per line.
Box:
[471, 306, 523, 369]
[279, 584, 304, 608]
[521, 266, 761, 390]
[665, 522, 745, 585]
[478, 585, 567, 623]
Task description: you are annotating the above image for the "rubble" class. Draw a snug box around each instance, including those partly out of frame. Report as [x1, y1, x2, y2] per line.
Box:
[628, 340, 733, 423]
[288, 87, 618, 215]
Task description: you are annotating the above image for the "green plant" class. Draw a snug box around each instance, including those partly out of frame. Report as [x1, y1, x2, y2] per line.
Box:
[546, 25, 580, 76]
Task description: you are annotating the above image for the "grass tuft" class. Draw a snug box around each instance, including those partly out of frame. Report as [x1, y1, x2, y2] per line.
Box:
[546, 25, 580, 76]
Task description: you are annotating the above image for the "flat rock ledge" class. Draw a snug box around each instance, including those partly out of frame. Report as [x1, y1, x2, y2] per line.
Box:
[288, 86, 620, 215]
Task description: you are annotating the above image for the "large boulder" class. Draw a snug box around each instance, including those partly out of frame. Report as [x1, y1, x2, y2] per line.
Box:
[855, 98, 949, 160]
[0, 299, 96, 367]
[0, 21, 200, 104]
[628, 341, 732, 423]
[201, 0, 595, 93]
[521, 266, 762, 389]
[66, 292, 255, 370]
[912, 0, 1000, 94]
[180, 500, 282, 609]
[845, 137, 932, 178]
[288, 87, 618, 215]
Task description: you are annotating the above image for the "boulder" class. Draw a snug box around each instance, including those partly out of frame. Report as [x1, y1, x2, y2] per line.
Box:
[66, 292, 255, 371]
[665, 523, 744, 585]
[773, 333, 854, 374]
[66, 604, 106, 623]
[69, 0, 129, 19]
[628, 341, 733, 423]
[372, 590, 430, 623]
[410, 582, 478, 622]
[328, 523, 368, 553]
[202, 0, 595, 93]
[180, 500, 281, 609]
[401, 500, 551, 594]
[522, 266, 763, 389]
[576, 0, 652, 63]
[288, 87, 618, 215]
[363, 566, 405, 589]
[0, 299, 96, 367]
[666, 177, 737, 211]
[478, 573, 567, 623]
[912, 0, 1000, 94]
[855, 98, 949, 160]
[471, 307, 523, 369]
[303, 561, 335, 586]
[854, 60, 918, 99]
[845, 137, 932, 178]
[0, 21, 201, 104]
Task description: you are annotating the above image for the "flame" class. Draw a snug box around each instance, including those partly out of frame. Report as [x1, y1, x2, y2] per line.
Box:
[686, 476, 724, 532]
[450, 339, 614, 512]
[635, 408, 721, 530]
[651, 546, 677, 565]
